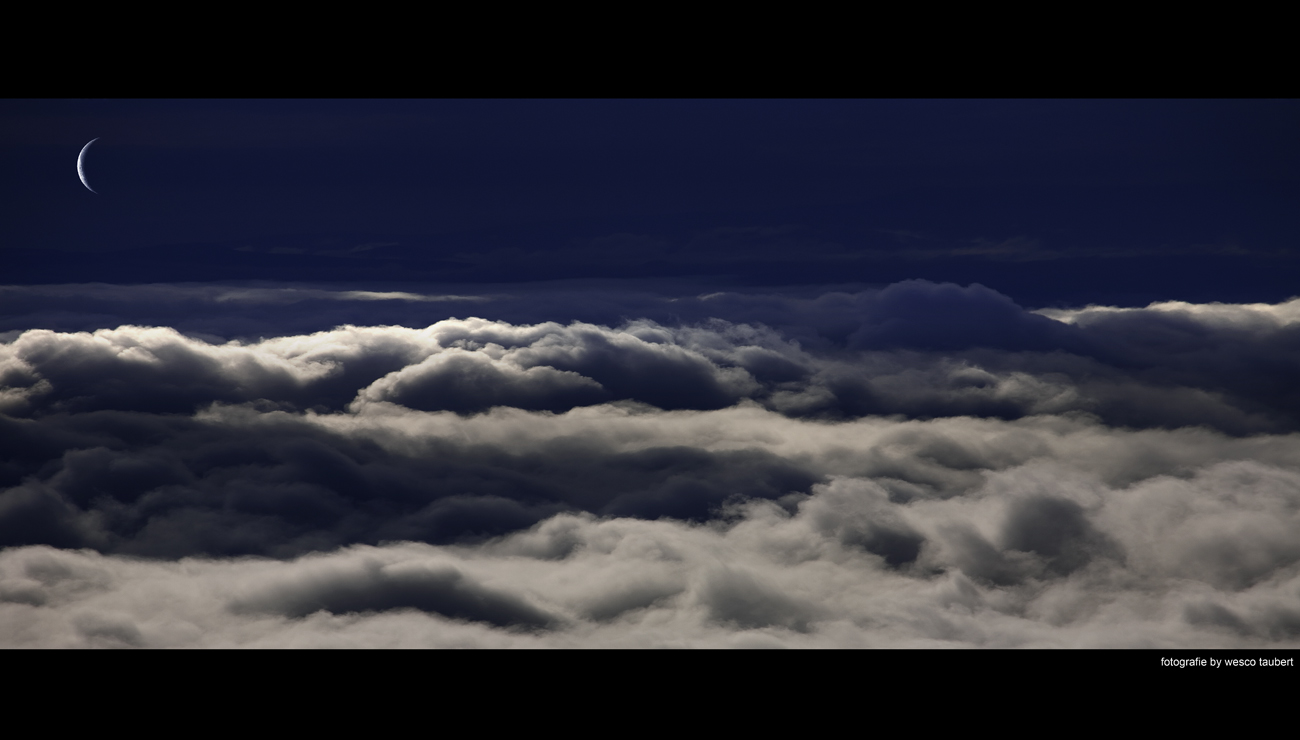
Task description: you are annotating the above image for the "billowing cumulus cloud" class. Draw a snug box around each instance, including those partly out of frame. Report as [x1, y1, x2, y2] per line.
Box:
[3, 280, 1300, 646]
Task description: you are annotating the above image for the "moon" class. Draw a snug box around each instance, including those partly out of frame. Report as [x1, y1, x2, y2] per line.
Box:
[78, 138, 100, 194]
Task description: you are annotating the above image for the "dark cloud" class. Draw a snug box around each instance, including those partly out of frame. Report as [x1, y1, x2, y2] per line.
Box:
[0, 402, 826, 559]
[699, 566, 823, 633]
[0, 482, 95, 550]
[844, 281, 1082, 353]
[231, 560, 558, 629]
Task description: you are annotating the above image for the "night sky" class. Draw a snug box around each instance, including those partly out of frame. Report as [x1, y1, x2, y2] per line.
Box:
[3, 99, 1300, 648]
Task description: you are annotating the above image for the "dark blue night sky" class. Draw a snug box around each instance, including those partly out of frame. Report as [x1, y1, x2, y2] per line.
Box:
[7, 99, 1299, 304]
[3, 100, 1300, 649]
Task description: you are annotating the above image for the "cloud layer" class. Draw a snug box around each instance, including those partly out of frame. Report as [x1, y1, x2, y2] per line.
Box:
[3, 281, 1300, 647]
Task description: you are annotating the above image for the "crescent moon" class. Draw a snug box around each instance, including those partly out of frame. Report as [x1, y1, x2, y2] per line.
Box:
[78, 138, 100, 194]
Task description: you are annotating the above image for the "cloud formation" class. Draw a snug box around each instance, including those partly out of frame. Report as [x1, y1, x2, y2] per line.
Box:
[3, 281, 1300, 647]
[4, 452, 1300, 647]
[6, 281, 1300, 433]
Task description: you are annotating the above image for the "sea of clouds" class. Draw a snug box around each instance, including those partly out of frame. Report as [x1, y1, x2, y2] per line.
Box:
[2, 280, 1299, 647]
